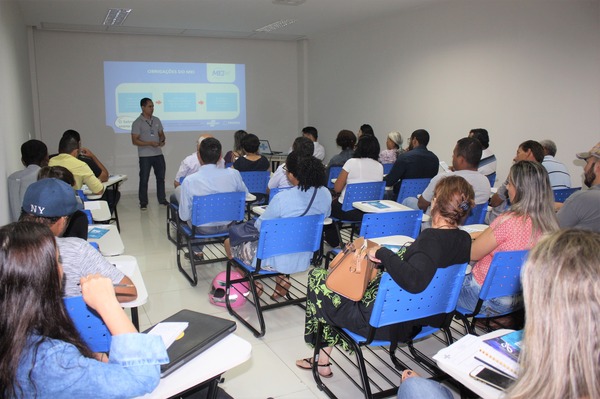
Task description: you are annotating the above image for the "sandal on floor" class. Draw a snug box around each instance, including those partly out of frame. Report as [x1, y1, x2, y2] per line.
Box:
[270, 276, 291, 300]
[295, 357, 333, 378]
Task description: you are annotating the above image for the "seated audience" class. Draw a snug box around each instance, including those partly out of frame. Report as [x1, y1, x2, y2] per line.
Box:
[179, 138, 249, 261]
[557, 142, 600, 232]
[233, 133, 270, 172]
[301, 126, 325, 161]
[49, 135, 104, 195]
[357, 123, 374, 138]
[61, 129, 109, 182]
[468, 128, 496, 178]
[171, 134, 224, 205]
[398, 229, 600, 399]
[224, 129, 247, 164]
[324, 135, 384, 247]
[403, 137, 490, 213]
[458, 161, 558, 315]
[540, 139, 571, 189]
[378, 131, 405, 164]
[269, 136, 314, 190]
[225, 153, 331, 298]
[38, 165, 89, 240]
[0, 222, 167, 398]
[384, 129, 439, 197]
[7, 139, 48, 222]
[296, 176, 473, 378]
[488, 140, 544, 223]
[19, 178, 136, 301]
[326, 129, 356, 175]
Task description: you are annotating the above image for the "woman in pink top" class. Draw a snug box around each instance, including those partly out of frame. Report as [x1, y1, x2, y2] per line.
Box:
[457, 161, 558, 315]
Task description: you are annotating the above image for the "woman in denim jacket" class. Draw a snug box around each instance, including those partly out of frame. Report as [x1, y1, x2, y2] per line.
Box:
[0, 222, 168, 398]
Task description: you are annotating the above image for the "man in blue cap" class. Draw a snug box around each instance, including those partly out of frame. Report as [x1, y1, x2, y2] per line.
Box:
[19, 178, 137, 301]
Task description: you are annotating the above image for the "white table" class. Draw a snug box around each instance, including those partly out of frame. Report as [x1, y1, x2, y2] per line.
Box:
[433, 330, 513, 399]
[88, 224, 124, 256]
[352, 200, 431, 222]
[459, 224, 488, 234]
[85, 174, 127, 231]
[370, 235, 415, 246]
[110, 255, 149, 330]
[251, 205, 332, 225]
[84, 200, 111, 222]
[138, 334, 252, 399]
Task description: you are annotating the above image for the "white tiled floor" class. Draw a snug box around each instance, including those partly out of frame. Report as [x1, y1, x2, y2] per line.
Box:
[115, 194, 463, 399]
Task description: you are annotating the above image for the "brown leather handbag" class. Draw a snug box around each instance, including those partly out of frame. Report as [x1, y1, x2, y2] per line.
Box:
[325, 237, 379, 301]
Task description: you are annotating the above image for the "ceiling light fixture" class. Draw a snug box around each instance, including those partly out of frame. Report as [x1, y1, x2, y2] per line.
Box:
[102, 8, 132, 26]
[272, 0, 306, 5]
[255, 19, 297, 33]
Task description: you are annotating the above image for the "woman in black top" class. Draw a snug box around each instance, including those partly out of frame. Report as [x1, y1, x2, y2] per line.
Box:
[296, 175, 474, 378]
[233, 133, 270, 172]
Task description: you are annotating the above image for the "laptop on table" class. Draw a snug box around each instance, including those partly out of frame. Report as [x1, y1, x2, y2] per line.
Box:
[259, 139, 282, 155]
[145, 309, 237, 377]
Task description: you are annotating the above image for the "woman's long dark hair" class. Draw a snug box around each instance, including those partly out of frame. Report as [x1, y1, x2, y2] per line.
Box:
[286, 152, 327, 191]
[0, 222, 93, 398]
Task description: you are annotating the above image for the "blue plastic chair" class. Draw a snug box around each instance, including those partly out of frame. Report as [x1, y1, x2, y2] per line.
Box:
[486, 172, 496, 187]
[240, 171, 270, 217]
[463, 203, 488, 225]
[382, 163, 394, 175]
[396, 178, 431, 203]
[166, 201, 180, 244]
[177, 192, 246, 286]
[359, 210, 423, 240]
[312, 264, 468, 399]
[226, 214, 325, 337]
[64, 296, 111, 353]
[332, 181, 386, 246]
[327, 166, 343, 189]
[455, 250, 528, 334]
[553, 187, 581, 203]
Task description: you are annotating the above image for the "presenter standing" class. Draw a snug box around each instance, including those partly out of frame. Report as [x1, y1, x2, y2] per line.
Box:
[131, 97, 167, 210]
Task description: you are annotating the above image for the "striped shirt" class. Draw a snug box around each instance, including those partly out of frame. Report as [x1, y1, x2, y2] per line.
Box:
[542, 155, 571, 189]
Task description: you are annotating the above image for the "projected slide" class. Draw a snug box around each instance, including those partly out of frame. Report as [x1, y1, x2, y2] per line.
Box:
[104, 62, 246, 133]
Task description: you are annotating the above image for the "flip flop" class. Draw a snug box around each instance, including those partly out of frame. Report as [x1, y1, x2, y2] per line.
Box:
[295, 357, 333, 378]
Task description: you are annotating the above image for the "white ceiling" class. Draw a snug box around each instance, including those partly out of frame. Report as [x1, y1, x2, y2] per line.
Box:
[16, 0, 448, 41]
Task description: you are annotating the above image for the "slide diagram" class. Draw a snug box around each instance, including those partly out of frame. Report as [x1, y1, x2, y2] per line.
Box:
[104, 62, 246, 133]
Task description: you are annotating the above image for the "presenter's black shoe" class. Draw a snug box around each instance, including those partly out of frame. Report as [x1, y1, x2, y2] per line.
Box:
[159, 201, 169, 206]
[140, 204, 148, 211]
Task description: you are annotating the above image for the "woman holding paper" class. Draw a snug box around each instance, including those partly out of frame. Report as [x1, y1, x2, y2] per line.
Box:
[0, 222, 168, 398]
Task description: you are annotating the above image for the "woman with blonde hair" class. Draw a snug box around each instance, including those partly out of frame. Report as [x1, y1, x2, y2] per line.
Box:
[457, 160, 558, 315]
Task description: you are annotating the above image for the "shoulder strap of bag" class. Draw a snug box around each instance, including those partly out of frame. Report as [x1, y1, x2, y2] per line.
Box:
[299, 187, 318, 217]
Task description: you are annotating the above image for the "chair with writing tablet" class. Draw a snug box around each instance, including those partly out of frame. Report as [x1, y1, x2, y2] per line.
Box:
[395, 178, 431, 203]
[331, 181, 386, 246]
[553, 187, 581, 203]
[64, 296, 111, 353]
[177, 192, 246, 286]
[382, 163, 394, 175]
[455, 250, 529, 335]
[311, 264, 468, 399]
[463, 203, 488, 225]
[226, 214, 324, 337]
[327, 166, 343, 189]
[166, 176, 186, 245]
[240, 171, 270, 218]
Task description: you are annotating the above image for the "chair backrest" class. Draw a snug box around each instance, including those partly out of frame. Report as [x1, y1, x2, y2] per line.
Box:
[327, 166, 343, 189]
[463, 203, 488, 225]
[359, 210, 423, 239]
[83, 209, 94, 224]
[256, 214, 324, 260]
[191, 192, 246, 227]
[486, 172, 496, 187]
[76, 190, 88, 202]
[478, 250, 528, 301]
[369, 263, 468, 329]
[240, 171, 270, 195]
[396, 178, 431, 203]
[64, 296, 111, 353]
[553, 187, 581, 203]
[268, 186, 293, 202]
[382, 163, 394, 175]
[341, 181, 386, 212]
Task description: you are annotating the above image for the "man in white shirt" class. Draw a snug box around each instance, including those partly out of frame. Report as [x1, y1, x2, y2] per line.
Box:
[540, 139, 571, 189]
[302, 126, 325, 161]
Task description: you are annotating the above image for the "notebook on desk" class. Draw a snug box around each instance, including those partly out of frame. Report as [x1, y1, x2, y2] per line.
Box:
[145, 309, 237, 377]
[259, 139, 282, 155]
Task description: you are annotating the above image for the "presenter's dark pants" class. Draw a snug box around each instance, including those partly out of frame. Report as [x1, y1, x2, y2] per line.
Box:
[139, 154, 166, 206]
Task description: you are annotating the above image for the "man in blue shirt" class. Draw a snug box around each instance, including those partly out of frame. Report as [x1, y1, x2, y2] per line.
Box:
[179, 137, 249, 260]
[384, 129, 439, 198]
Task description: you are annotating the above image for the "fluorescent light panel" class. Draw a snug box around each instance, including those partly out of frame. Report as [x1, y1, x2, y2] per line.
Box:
[103, 8, 131, 26]
[255, 19, 297, 32]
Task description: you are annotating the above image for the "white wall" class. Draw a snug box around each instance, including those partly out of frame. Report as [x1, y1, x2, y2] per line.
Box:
[307, 0, 600, 186]
[30, 31, 303, 195]
[0, 1, 35, 225]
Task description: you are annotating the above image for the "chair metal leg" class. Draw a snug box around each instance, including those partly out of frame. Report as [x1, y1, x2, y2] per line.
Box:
[225, 260, 267, 337]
